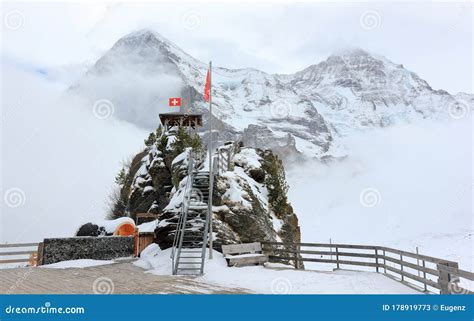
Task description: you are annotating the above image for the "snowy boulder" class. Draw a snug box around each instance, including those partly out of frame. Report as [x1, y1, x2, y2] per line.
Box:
[76, 223, 106, 237]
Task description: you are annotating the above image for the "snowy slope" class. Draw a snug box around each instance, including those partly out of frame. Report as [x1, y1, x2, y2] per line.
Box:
[70, 29, 473, 159]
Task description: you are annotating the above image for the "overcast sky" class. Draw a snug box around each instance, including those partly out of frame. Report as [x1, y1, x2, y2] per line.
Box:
[1, 0, 473, 93]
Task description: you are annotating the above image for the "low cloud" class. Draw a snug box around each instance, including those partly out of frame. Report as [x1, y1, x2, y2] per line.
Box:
[1, 64, 148, 242]
[69, 44, 185, 130]
[287, 118, 472, 264]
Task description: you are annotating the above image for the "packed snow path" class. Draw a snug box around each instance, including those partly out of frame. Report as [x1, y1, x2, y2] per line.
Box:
[0, 260, 418, 294]
[0, 262, 249, 294]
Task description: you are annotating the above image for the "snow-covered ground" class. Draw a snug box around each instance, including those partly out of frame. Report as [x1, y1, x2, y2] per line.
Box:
[40, 259, 116, 269]
[135, 244, 418, 294]
[287, 118, 473, 271]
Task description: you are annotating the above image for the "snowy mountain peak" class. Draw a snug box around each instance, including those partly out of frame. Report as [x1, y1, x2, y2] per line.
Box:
[71, 29, 472, 160]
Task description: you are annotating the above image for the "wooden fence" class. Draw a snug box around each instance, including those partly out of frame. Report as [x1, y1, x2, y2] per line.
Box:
[0, 243, 40, 266]
[215, 141, 240, 175]
[262, 242, 473, 294]
[137, 233, 155, 256]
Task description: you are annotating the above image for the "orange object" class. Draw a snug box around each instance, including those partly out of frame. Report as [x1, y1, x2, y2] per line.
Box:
[113, 222, 135, 236]
[28, 252, 38, 267]
[112, 221, 139, 257]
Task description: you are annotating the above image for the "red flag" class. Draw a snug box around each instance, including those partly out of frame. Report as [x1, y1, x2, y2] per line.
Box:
[204, 70, 210, 102]
[169, 97, 181, 107]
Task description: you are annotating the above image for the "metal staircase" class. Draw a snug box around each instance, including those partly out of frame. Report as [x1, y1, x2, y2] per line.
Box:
[171, 151, 211, 275]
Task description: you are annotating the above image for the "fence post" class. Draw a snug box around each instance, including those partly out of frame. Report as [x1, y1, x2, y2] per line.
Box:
[375, 248, 379, 273]
[437, 261, 459, 294]
[37, 242, 44, 266]
[329, 238, 333, 262]
[400, 254, 404, 281]
[416, 247, 421, 278]
[335, 246, 340, 269]
[422, 260, 428, 292]
[383, 249, 386, 274]
[293, 243, 298, 269]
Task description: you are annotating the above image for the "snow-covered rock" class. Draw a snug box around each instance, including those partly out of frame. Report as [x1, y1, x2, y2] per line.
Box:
[155, 143, 302, 267]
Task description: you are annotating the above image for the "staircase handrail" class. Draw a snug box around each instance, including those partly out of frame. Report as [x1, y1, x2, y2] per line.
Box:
[170, 151, 195, 274]
[215, 141, 240, 175]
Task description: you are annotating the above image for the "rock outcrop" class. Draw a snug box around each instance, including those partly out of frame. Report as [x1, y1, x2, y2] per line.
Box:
[106, 126, 303, 267]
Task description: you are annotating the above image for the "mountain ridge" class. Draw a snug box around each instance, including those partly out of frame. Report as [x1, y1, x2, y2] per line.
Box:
[70, 29, 473, 159]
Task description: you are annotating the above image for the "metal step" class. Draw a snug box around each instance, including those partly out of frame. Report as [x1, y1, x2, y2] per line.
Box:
[171, 153, 211, 276]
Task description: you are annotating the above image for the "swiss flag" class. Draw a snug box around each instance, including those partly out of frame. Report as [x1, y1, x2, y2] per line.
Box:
[204, 70, 210, 102]
[169, 97, 181, 107]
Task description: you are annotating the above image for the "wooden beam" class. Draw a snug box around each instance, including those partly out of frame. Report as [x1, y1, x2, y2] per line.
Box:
[0, 258, 30, 264]
[0, 250, 35, 256]
[383, 255, 439, 276]
[385, 265, 440, 289]
[268, 255, 379, 268]
[0, 243, 39, 248]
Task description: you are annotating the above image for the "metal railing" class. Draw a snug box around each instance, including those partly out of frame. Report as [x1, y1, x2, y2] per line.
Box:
[170, 151, 196, 275]
[262, 242, 473, 294]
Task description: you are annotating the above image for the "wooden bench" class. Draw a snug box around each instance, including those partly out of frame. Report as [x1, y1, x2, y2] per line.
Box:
[221, 242, 269, 267]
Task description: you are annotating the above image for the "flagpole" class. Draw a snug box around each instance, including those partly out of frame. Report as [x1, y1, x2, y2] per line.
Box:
[208, 61, 213, 259]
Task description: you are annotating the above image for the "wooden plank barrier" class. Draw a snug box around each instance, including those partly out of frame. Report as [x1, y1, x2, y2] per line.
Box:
[262, 242, 473, 294]
[0, 243, 39, 265]
[137, 233, 155, 256]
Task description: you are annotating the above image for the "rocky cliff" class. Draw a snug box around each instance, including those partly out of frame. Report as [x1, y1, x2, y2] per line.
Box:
[103, 126, 302, 266]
